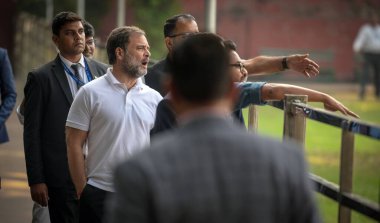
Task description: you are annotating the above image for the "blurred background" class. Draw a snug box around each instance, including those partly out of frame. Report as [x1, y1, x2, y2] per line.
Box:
[0, 0, 379, 223]
[1, 0, 380, 82]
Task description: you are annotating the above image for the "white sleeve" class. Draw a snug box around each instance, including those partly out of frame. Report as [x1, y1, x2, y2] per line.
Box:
[353, 26, 367, 53]
[66, 88, 91, 131]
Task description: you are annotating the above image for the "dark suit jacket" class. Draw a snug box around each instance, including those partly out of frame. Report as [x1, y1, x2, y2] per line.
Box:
[0, 48, 17, 143]
[144, 57, 169, 97]
[23, 54, 107, 187]
[150, 98, 176, 138]
[108, 115, 321, 223]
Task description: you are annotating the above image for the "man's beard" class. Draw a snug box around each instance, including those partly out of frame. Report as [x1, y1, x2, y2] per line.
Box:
[122, 53, 147, 78]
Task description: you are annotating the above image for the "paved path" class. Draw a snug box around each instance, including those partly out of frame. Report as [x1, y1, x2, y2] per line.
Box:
[0, 105, 33, 223]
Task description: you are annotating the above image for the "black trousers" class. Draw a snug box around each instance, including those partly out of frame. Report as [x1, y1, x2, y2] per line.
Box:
[48, 186, 79, 223]
[360, 52, 380, 98]
[79, 184, 112, 223]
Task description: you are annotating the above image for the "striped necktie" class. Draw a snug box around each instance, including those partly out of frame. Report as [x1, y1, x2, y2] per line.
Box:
[71, 63, 84, 89]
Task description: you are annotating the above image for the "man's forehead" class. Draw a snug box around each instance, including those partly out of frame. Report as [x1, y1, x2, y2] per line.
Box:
[61, 21, 83, 30]
[175, 19, 199, 33]
[128, 33, 149, 46]
[229, 51, 241, 61]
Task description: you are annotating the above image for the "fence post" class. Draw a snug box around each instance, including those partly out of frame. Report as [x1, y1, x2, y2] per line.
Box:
[283, 95, 307, 147]
[338, 121, 355, 223]
[247, 105, 258, 133]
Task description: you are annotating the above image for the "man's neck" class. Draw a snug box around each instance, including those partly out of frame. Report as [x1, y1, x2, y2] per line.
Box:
[111, 66, 138, 90]
[60, 53, 82, 63]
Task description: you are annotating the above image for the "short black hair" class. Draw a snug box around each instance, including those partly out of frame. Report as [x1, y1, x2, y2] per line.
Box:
[106, 26, 145, 65]
[83, 21, 95, 37]
[52, 11, 82, 36]
[163, 14, 196, 37]
[223, 40, 237, 52]
[170, 33, 231, 103]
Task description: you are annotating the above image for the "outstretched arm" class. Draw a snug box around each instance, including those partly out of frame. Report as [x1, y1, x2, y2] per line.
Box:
[261, 83, 359, 118]
[243, 54, 319, 77]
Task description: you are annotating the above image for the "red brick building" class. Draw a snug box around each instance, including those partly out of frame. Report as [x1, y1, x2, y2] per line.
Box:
[97, 0, 380, 81]
[3, 0, 379, 81]
[180, 0, 380, 81]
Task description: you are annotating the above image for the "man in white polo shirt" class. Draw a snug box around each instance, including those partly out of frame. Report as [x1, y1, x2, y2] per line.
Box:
[65, 26, 162, 223]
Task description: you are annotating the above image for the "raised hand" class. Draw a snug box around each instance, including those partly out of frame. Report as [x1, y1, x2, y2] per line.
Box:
[287, 54, 320, 77]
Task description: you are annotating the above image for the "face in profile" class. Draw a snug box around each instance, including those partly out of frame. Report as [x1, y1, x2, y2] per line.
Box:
[121, 33, 151, 78]
[229, 50, 248, 83]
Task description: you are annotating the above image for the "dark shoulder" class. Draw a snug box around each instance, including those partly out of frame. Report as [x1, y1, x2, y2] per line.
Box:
[151, 58, 167, 69]
[157, 98, 172, 110]
[86, 58, 108, 70]
[87, 57, 108, 68]
[29, 59, 58, 78]
[85, 57, 108, 78]
[0, 48, 6, 58]
[148, 58, 167, 74]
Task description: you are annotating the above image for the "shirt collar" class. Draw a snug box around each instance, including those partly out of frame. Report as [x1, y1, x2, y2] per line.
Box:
[59, 54, 85, 69]
[105, 68, 145, 91]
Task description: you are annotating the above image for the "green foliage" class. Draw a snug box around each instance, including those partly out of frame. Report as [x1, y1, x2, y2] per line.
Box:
[128, 0, 180, 59]
[15, 0, 110, 32]
[83, 0, 111, 29]
[16, 0, 75, 17]
[16, 0, 47, 17]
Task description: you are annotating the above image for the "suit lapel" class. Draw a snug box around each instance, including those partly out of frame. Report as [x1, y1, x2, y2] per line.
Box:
[52, 55, 74, 104]
[85, 57, 99, 80]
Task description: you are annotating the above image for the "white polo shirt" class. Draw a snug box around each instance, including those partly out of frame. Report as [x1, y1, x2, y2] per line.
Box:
[66, 68, 162, 192]
[353, 24, 380, 53]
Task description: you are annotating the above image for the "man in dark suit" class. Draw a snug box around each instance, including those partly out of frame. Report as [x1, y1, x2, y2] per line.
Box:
[0, 48, 17, 144]
[106, 33, 321, 223]
[23, 11, 107, 223]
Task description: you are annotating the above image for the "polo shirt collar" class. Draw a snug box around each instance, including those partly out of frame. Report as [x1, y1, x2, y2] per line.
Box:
[105, 68, 145, 91]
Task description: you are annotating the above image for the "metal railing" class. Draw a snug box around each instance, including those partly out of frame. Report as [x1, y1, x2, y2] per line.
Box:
[247, 95, 380, 222]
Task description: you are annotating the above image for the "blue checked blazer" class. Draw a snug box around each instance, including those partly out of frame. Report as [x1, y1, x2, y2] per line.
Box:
[0, 48, 17, 143]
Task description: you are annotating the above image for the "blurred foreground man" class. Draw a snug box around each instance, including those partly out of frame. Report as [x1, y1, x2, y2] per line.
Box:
[107, 33, 321, 223]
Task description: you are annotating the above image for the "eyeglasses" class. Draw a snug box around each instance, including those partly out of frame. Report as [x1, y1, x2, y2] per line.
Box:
[230, 62, 245, 73]
[167, 32, 196, 39]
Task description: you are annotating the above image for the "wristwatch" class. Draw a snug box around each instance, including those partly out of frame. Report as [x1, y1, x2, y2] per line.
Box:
[282, 57, 289, 70]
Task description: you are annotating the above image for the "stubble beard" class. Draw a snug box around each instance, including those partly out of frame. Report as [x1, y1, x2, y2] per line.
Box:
[122, 53, 147, 78]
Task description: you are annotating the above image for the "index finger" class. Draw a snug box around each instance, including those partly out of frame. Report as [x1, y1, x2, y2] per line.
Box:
[346, 109, 360, 118]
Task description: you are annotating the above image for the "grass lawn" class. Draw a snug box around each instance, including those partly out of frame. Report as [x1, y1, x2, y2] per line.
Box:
[242, 87, 380, 223]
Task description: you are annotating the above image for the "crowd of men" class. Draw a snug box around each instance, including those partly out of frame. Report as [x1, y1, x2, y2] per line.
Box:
[1, 10, 363, 223]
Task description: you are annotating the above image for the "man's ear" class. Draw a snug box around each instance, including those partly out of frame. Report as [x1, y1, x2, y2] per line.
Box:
[52, 35, 58, 46]
[165, 37, 173, 52]
[115, 47, 124, 61]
